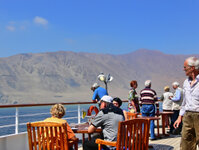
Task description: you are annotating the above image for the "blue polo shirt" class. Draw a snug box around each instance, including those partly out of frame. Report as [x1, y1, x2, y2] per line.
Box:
[92, 87, 108, 102]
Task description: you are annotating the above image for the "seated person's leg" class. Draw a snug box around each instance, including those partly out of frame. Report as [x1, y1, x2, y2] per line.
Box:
[83, 139, 98, 150]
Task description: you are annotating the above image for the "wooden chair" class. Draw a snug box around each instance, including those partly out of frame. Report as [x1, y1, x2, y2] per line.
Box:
[27, 122, 78, 150]
[96, 118, 150, 150]
[126, 112, 138, 120]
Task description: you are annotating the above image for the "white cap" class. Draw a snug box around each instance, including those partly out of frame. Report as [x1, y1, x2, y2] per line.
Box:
[92, 83, 99, 88]
[100, 95, 113, 103]
[172, 82, 179, 86]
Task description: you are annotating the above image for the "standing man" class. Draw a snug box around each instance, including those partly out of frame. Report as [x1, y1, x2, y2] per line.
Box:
[91, 83, 108, 102]
[174, 56, 199, 150]
[140, 80, 158, 140]
[169, 81, 183, 134]
[83, 95, 125, 150]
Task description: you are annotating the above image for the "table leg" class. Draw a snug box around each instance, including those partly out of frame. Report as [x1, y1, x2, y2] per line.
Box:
[82, 133, 85, 146]
[162, 114, 165, 135]
[157, 119, 159, 137]
[88, 134, 91, 141]
[161, 114, 170, 136]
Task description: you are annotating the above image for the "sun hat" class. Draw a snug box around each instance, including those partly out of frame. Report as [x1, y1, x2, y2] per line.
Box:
[100, 95, 113, 103]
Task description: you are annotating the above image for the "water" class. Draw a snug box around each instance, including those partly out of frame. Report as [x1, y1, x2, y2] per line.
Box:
[0, 104, 92, 136]
[0, 102, 162, 136]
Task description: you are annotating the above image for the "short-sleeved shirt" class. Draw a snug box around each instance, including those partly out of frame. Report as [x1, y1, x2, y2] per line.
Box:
[128, 88, 140, 113]
[92, 87, 108, 101]
[160, 92, 173, 110]
[43, 117, 75, 140]
[91, 103, 124, 142]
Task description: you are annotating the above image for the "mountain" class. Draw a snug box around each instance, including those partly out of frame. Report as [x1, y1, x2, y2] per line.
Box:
[0, 49, 198, 104]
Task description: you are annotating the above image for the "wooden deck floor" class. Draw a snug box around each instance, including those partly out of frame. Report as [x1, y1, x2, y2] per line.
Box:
[78, 133, 182, 150]
[149, 134, 181, 150]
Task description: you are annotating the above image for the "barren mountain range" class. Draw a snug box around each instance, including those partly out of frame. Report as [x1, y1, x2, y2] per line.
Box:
[0, 49, 198, 104]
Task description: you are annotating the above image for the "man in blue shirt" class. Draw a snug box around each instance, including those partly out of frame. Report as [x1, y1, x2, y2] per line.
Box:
[91, 83, 108, 102]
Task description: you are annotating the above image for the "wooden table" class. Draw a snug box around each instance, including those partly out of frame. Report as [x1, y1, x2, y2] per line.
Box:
[156, 111, 174, 136]
[72, 122, 102, 145]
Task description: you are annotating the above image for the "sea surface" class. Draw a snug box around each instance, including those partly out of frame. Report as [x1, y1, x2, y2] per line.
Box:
[0, 102, 162, 136]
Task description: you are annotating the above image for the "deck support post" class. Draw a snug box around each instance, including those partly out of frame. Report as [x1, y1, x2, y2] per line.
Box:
[78, 104, 81, 124]
[15, 107, 19, 134]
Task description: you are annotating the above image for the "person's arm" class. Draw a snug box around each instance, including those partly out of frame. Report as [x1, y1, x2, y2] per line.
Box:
[160, 94, 164, 101]
[131, 101, 137, 112]
[171, 89, 181, 101]
[123, 110, 128, 120]
[88, 111, 103, 133]
[92, 90, 98, 102]
[88, 124, 97, 133]
[152, 90, 158, 101]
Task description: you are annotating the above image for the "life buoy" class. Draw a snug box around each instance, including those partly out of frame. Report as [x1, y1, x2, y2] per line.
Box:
[87, 105, 99, 116]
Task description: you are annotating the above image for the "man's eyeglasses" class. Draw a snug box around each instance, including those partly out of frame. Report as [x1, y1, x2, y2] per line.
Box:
[184, 65, 192, 70]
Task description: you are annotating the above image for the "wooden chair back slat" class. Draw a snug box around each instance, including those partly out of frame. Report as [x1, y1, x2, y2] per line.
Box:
[27, 122, 78, 150]
[32, 127, 37, 150]
[116, 118, 150, 150]
[49, 127, 53, 150]
[36, 128, 42, 150]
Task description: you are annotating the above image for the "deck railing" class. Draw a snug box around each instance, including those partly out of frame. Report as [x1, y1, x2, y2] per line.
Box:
[0, 101, 129, 136]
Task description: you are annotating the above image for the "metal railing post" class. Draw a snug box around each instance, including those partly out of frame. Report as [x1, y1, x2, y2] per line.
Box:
[78, 104, 81, 124]
[15, 107, 19, 134]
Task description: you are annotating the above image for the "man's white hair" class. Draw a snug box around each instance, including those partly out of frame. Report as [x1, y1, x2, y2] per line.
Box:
[186, 57, 199, 70]
[172, 81, 179, 86]
[145, 80, 151, 87]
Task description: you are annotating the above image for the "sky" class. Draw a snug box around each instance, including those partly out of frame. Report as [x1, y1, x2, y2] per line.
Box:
[0, 0, 199, 58]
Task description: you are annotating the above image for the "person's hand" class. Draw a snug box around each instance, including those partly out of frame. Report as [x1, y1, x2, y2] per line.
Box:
[173, 116, 182, 128]
[92, 100, 97, 103]
[70, 136, 78, 141]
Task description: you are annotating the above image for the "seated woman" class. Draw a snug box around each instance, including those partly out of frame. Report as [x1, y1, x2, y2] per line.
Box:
[44, 104, 77, 146]
[112, 97, 128, 120]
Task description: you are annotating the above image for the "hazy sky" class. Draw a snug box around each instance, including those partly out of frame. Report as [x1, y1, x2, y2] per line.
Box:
[0, 0, 199, 57]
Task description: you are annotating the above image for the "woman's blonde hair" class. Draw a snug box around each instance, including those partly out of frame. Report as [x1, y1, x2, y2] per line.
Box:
[164, 86, 170, 92]
[50, 104, 66, 118]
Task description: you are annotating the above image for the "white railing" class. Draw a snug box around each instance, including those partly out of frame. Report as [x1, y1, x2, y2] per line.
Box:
[0, 101, 129, 136]
[0, 102, 99, 136]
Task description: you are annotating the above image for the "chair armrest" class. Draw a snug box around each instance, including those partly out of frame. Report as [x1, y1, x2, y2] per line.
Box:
[95, 139, 116, 147]
[69, 138, 79, 144]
